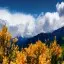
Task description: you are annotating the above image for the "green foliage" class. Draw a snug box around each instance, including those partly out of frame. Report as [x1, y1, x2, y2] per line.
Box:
[62, 37, 64, 40]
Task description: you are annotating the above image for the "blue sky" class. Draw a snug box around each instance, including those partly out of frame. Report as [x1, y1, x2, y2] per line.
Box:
[0, 0, 64, 37]
[0, 0, 62, 14]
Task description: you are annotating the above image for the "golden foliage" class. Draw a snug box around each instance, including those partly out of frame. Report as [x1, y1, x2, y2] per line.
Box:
[50, 39, 62, 57]
[0, 25, 64, 64]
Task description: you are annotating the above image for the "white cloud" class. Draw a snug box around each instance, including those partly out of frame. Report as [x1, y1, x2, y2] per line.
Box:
[0, 2, 64, 38]
[0, 9, 35, 37]
[34, 11, 64, 36]
[56, 2, 64, 16]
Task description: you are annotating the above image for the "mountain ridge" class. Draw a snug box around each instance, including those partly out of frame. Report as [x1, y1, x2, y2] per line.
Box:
[16, 26, 64, 48]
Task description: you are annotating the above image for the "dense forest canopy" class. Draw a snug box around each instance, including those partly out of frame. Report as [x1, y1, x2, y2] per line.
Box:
[0, 25, 64, 64]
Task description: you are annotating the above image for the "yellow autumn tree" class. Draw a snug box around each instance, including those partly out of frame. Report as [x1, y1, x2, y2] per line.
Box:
[0, 25, 11, 63]
[0, 25, 64, 64]
[0, 25, 18, 64]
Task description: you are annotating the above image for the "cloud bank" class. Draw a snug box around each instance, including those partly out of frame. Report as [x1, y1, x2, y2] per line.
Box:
[0, 2, 64, 37]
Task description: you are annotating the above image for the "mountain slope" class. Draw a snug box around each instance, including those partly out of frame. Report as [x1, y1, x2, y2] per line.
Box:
[17, 27, 64, 48]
